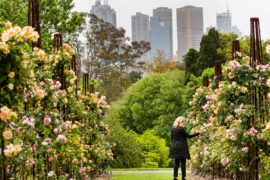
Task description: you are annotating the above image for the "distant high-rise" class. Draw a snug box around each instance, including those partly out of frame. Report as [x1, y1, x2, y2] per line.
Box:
[132, 13, 150, 42]
[150, 7, 173, 60]
[90, 0, 116, 26]
[216, 10, 232, 33]
[132, 12, 150, 61]
[177, 6, 203, 61]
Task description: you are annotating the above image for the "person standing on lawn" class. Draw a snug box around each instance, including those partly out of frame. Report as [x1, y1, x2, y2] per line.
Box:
[169, 116, 201, 180]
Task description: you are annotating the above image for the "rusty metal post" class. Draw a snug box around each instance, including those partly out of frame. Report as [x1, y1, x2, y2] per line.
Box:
[71, 55, 78, 92]
[250, 18, 263, 66]
[202, 76, 209, 87]
[248, 17, 265, 180]
[232, 40, 241, 60]
[83, 73, 89, 94]
[28, 0, 41, 48]
[214, 60, 222, 86]
[54, 33, 63, 52]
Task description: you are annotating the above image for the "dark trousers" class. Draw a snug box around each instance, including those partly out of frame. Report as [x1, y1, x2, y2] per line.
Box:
[174, 159, 186, 179]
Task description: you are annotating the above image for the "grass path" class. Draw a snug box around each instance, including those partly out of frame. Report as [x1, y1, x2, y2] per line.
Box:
[111, 173, 176, 180]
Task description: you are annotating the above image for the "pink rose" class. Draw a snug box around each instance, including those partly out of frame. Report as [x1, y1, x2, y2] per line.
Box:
[248, 127, 258, 136]
[79, 167, 86, 174]
[53, 128, 59, 134]
[54, 81, 61, 89]
[242, 147, 249, 153]
[56, 135, 66, 142]
[43, 115, 51, 125]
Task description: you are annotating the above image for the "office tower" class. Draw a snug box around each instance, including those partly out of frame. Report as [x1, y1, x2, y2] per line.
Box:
[216, 10, 232, 33]
[131, 12, 150, 61]
[90, 0, 116, 26]
[150, 7, 173, 60]
[132, 13, 150, 42]
[177, 6, 203, 61]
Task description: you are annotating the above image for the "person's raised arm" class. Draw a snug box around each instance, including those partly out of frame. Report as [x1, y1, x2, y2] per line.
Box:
[183, 128, 200, 138]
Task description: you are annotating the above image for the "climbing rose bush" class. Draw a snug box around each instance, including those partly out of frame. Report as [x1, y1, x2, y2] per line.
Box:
[0, 21, 113, 179]
[188, 50, 270, 178]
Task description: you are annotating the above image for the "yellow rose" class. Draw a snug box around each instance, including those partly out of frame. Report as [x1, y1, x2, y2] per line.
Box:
[36, 89, 45, 99]
[0, 42, 10, 54]
[8, 72, 15, 78]
[3, 131, 13, 140]
[37, 49, 46, 60]
[72, 159, 78, 165]
[0, 106, 10, 121]
[8, 83, 14, 90]
[5, 21, 12, 29]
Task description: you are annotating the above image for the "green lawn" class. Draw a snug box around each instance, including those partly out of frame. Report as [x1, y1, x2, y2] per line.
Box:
[112, 174, 179, 180]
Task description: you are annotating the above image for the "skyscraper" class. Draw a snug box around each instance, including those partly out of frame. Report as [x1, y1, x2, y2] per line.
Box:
[177, 6, 203, 61]
[90, 0, 116, 26]
[216, 10, 232, 33]
[132, 13, 150, 42]
[150, 7, 173, 60]
[131, 12, 150, 61]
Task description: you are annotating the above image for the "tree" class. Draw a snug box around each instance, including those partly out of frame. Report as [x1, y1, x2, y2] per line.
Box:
[137, 130, 169, 168]
[0, 0, 85, 50]
[129, 71, 143, 83]
[183, 48, 200, 83]
[218, 33, 238, 61]
[114, 71, 185, 141]
[146, 50, 178, 73]
[105, 109, 143, 168]
[84, 14, 150, 101]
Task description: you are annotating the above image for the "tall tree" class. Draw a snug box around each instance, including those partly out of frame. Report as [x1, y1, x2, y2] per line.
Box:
[183, 48, 200, 83]
[198, 28, 222, 73]
[85, 14, 150, 101]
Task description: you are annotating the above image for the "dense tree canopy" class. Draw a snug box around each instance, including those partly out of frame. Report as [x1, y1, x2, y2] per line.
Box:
[112, 71, 185, 141]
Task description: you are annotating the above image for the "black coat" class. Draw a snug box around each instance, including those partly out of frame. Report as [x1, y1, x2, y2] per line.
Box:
[169, 127, 199, 160]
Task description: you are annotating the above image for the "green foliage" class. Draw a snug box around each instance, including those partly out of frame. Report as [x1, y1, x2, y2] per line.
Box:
[114, 71, 184, 141]
[183, 48, 200, 83]
[183, 28, 236, 84]
[198, 28, 222, 72]
[0, 0, 85, 50]
[137, 130, 169, 168]
[129, 71, 143, 83]
[218, 33, 238, 61]
[105, 105, 143, 168]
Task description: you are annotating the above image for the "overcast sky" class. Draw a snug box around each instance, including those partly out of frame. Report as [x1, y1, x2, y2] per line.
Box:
[73, 0, 270, 53]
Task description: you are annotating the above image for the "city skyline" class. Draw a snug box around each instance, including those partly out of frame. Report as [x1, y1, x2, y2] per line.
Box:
[74, 0, 270, 55]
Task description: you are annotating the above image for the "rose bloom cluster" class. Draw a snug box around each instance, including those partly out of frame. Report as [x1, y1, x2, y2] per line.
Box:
[0, 21, 39, 55]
